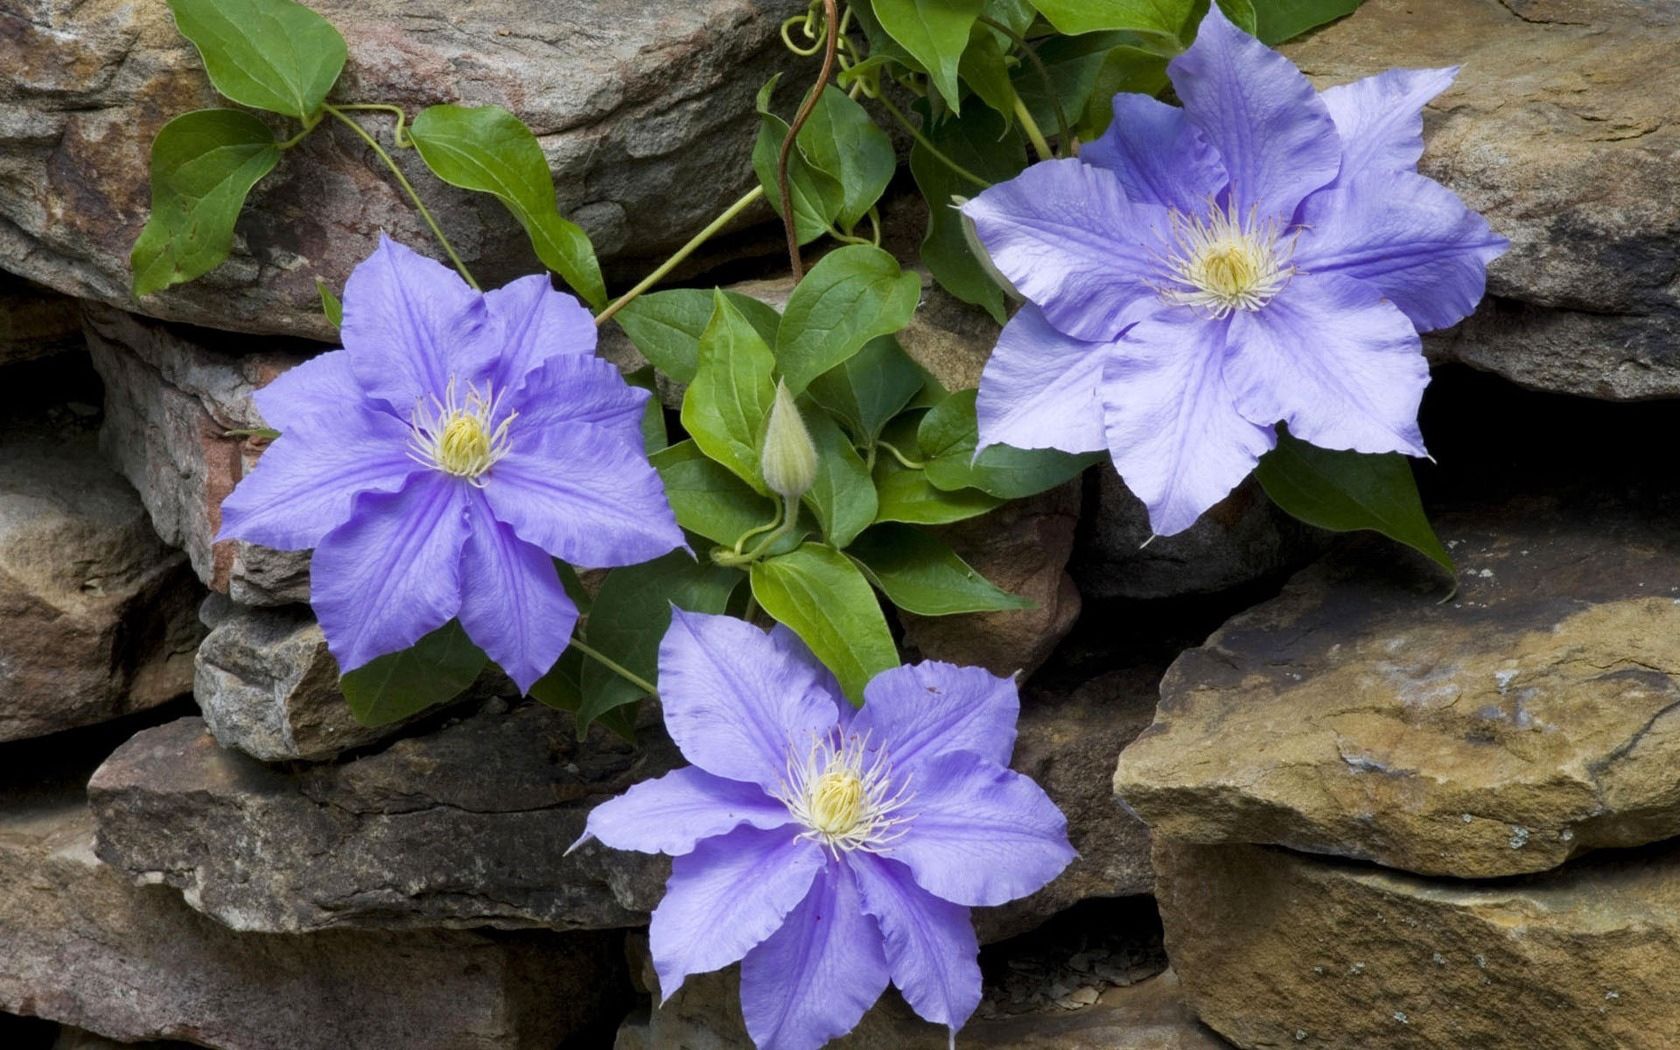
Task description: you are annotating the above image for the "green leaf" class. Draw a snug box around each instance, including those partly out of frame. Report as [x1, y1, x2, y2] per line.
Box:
[848, 523, 1029, 615]
[870, 0, 987, 111]
[577, 552, 742, 730]
[409, 104, 606, 308]
[1079, 44, 1171, 138]
[623, 366, 668, 453]
[801, 410, 878, 548]
[1252, 0, 1362, 43]
[167, 0, 345, 119]
[753, 77, 846, 246]
[873, 455, 1002, 524]
[796, 87, 897, 230]
[1011, 32, 1167, 140]
[681, 292, 779, 494]
[315, 279, 342, 328]
[750, 544, 899, 702]
[918, 389, 1101, 498]
[1255, 430, 1454, 577]
[909, 104, 1028, 322]
[613, 289, 779, 385]
[131, 110, 282, 297]
[806, 336, 925, 443]
[1024, 0, 1189, 40]
[651, 440, 779, 549]
[776, 245, 922, 395]
[958, 28, 1018, 122]
[339, 620, 486, 727]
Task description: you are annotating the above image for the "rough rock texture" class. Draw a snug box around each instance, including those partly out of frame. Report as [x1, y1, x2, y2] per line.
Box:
[1156, 838, 1680, 1050]
[1074, 475, 1322, 601]
[900, 482, 1082, 680]
[194, 596, 465, 762]
[1115, 493, 1680, 879]
[0, 274, 80, 365]
[1286, 0, 1680, 399]
[89, 704, 674, 933]
[0, 425, 201, 741]
[83, 303, 313, 604]
[977, 668, 1158, 942]
[0, 787, 625, 1050]
[615, 931, 1225, 1049]
[2, 0, 807, 339]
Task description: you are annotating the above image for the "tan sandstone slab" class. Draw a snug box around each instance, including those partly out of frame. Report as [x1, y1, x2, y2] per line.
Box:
[1155, 838, 1680, 1050]
[1116, 493, 1680, 878]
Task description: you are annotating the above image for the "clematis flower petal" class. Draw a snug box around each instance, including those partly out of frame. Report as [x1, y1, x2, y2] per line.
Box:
[768, 623, 851, 726]
[477, 273, 598, 393]
[1100, 310, 1277, 537]
[1295, 171, 1508, 332]
[505, 353, 651, 443]
[581, 766, 793, 857]
[215, 407, 417, 551]
[481, 425, 682, 569]
[741, 860, 891, 1050]
[1226, 272, 1429, 456]
[656, 610, 840, 790]
[975, 305, 1110, 456]
[341, 235, 488, 409]
[852, 661, 1018, 772]
[890, 750, 1075, 908]
[455, 491, 579, 694]
[650, 825, 824, 1000]
[852, 853, 981, 1032]
[961, 158, 1172, 342]
[1320, 67, 1458, 183]
[1169, 5, 1341, 220]
[251, 349, 374, 429]
[1081, 92, 1227, 214]
[308, 471, 469, 676]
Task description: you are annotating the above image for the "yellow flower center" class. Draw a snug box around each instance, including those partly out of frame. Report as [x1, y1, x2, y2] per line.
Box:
[1161, 198, 1295, 318]
[775, 731, 914, 855]
[409, 377, 516, 485]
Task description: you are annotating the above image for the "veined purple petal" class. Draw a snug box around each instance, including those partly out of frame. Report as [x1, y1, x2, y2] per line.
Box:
[976, 305, 1110, 456]
[657, 610, 840, 791]
[581, 765, 793, 857]
[1226, 273, 1429, 457]
[1169, 5, 1341, 221]
[853, 661, 1018, 773]
[890, 750, 1075, 908]
[251, 350, 375, 430]
[216, 412, 418, 551]
[1295, 171, 1508, 332]
[478, 273, 598, 393]
[456, 490, 579, 694]
[309, 471, 469, 675]
[650, 825, 824, 1000]
[768, 623, 851, 727]
[1321, 67, 1458, 184]
[741, 861, 890, 1050]
[961, 158, 1172, 342]
[505, 353, 650, 444]
[1100, 310, 1277, 536]
[1082, 92, 1227, 214]
[852, 853, 980, 1032]
[482, 424, 681, 569]
[342, 235, 488, 409]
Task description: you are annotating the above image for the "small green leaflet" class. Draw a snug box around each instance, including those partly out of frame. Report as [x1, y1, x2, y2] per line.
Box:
[869, 0, 987, 112]
[1255, 430, 1454, 578]
[339, 619, 486, 727]
[316, 279, 342, 328]
[167, 0, 346, 120]
[131, 110, 282, 297]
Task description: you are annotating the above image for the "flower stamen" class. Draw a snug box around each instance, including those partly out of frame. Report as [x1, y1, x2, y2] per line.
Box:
[1159, 197, 1296, 318]
[409, 377, 516, 485]
[775, 730, 914, 855]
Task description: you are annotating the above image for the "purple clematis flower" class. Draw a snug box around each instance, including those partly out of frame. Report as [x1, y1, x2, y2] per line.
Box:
[217, 236, 682, 692]
[577, 610, 1075, 1050]
[962, 5, 1508, 536]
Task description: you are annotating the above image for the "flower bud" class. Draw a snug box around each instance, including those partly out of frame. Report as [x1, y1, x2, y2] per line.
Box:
[761, 380, 819, 501]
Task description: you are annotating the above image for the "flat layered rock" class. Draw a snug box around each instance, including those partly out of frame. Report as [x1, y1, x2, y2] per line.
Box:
[0, 788, 622, 1050]
[0, 424, 201, 741]
[0, 275, 80, 366]
[1286, 0, 1680, 398]
[2, 0, 805, 338]
[1115, 494, 1680, 878]
[89, 704, 675, 933]
[1155, 839, 1680, 1050]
